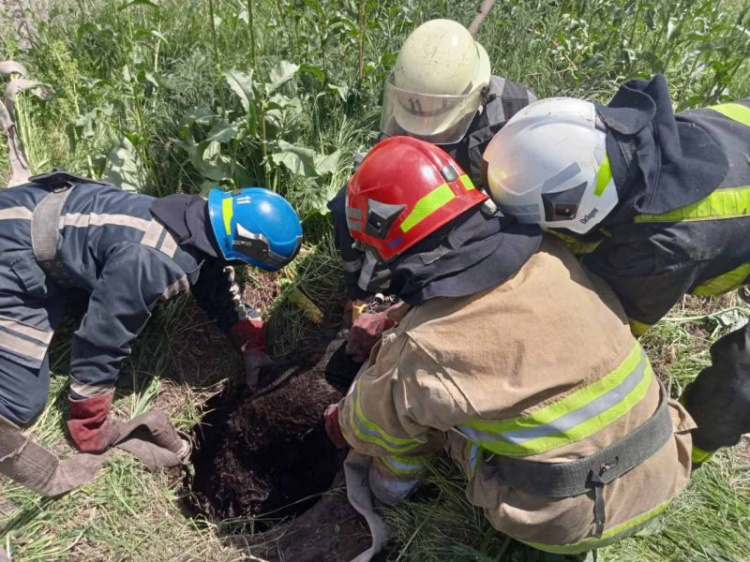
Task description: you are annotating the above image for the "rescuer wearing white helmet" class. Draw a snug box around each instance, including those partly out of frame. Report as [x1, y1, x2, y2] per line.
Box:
[328, 18, 537, 364]
[484, 74, 750, 470]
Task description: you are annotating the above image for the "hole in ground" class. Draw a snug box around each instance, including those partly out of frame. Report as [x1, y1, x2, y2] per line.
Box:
[186, 329, 362, 530]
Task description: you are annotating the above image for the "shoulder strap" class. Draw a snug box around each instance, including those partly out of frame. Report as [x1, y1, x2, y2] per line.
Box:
[31, 186, 76, 287]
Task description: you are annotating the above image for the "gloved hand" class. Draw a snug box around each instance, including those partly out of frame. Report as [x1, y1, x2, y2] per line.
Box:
[346, 310, 395, 363]
[324, 403, 348, 449]
[67, 389, 118, 453]
[230, 317, 267, 352]
[231, 317, 271, 390]
[243, 347, 273, 390]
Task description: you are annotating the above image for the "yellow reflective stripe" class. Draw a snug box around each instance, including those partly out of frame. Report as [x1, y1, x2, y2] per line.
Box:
[594, 154, 612, 197]
[545, 229, 602, 255]
[693, 262, 750, 296]
[348, 381, 423, 453]
[460, 344, 651, 457]
[222, 197, 233, 235]
[524, 500, 671, 554]
[633, 186, 750, 223]
[380, 455, 429, 476]
[400, 184, 455, 233]
[709, 103, 750, 126]
[691, 444, 715, 465]
[629, 318, 652, 337]
[459, 174, 475, 191]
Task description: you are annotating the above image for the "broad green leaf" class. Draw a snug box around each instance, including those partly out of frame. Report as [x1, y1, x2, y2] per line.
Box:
[224, 69, 255, 113]
[267, 61, 300, 94]
[119, 0, 159, 10]
[102, 138, 143, 192]
[314, 150, 340, 176]
[271, 140, 317, 177]
[206, 120, 238, 143]
[196, 140, 232, 181]
[300, 64, 325, 85]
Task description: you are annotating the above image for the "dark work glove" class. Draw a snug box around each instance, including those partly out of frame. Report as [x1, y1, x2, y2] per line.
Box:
[345, 310, 396, 363]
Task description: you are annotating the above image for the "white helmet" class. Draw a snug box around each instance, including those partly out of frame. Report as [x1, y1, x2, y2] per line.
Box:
[483, 97, 618, 234]
[380, 19, 491, 145]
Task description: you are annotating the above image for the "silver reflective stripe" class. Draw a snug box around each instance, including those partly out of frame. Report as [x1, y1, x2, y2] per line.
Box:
[384, 455, 427, 474]
[0, 207, 32, 221]
[347, 217, 363, 232]
[0, 327, 48, 362]
[459, 353, 648, 446]
[498, 203, 541, 223]
[346, 207, 362, 219]
[0, 315, 52, 344]
[70, 376, 113, 398]
[158, 231, 178, 258]
[357, 253, 378, 292]
[59, 213, 151, 232]
[140, 220, 166, 248]
[467, 443, 481, 478]
[160, 276, 190, 301]
[541, 162, 582, 191]
[343, 256, 364, 273]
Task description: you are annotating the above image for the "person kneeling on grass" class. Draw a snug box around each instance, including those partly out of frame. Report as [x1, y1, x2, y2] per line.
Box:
[324, 137, 694, 555]
[0, 171, 301, 493]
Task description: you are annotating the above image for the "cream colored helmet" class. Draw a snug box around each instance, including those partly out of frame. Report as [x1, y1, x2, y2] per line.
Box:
[483, 97, 619, 234]
[380, 19, 491, 145]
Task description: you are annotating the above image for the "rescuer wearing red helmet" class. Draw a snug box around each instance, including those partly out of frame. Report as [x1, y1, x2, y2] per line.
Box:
[324, 137, 694, 557]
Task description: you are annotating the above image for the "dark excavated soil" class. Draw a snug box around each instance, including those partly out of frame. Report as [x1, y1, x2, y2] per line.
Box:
[189, 331, 362, 524]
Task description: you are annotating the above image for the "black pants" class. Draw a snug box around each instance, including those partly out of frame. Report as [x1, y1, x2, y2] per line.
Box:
[683, 322, 750, 453]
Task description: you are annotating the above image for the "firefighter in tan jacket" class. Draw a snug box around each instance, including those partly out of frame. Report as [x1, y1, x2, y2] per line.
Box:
[324, 136, 694, 555]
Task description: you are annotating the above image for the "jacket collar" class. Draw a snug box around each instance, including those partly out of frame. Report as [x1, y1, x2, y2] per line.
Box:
[595, 74, 728, 222]
[150, 194, 221, 258]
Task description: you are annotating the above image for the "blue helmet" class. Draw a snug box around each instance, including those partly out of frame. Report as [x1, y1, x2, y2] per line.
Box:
[208, 187, 303, 271]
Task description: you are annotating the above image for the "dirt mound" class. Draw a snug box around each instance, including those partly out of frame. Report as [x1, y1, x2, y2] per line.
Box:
[189, 331, 358, 524]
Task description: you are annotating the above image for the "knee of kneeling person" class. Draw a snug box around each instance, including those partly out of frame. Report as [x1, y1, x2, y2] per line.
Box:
[0, 392, 48, 428]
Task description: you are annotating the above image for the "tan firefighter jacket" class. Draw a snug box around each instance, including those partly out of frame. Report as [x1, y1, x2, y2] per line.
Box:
[338, 236, 694, 554]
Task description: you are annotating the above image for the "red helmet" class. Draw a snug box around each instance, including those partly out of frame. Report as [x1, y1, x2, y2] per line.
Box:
[346, 137, 487, 261]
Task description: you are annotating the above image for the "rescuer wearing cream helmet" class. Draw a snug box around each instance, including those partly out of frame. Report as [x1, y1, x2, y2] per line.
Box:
[380, 18, 492, 144]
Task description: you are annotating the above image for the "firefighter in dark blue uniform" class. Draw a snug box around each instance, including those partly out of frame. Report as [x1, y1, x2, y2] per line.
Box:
[484, 74, 750, 466]
[0, 172, 302, 453]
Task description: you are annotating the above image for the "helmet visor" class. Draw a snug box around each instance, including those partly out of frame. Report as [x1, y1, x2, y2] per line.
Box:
[380, 75, 483, 145]
[233, 224, 300, 269]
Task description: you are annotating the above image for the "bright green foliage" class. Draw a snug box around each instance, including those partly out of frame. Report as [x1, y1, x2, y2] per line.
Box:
[1, 0, 750, 560]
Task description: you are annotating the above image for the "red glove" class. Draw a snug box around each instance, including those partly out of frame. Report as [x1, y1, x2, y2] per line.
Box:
[67, 390, 118, 453]
[345, 310, 395, 362]
[230, 317, 267, 353]
[324, 404, 348, 449]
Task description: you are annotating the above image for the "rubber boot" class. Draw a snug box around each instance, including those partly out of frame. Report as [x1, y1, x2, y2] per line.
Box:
[0, 415, 105, 496]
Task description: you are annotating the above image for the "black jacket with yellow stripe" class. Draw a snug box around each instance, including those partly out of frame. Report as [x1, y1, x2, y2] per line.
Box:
[564, 78, 750, 334]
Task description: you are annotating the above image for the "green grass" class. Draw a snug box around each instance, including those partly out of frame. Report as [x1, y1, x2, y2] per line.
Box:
[1, 0, 750, 560]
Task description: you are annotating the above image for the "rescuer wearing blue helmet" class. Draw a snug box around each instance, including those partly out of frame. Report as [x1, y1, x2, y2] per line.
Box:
[0, 170, 301, 476]
[208, 187, 303, 270]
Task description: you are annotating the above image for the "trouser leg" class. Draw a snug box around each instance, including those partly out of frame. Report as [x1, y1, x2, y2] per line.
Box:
[682, 323, 750, 459]
[0, 354, 50, 427]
